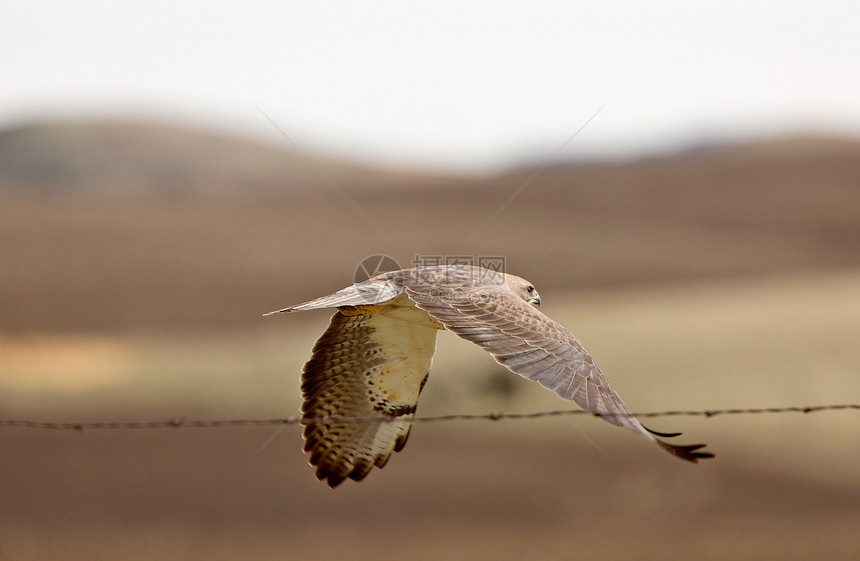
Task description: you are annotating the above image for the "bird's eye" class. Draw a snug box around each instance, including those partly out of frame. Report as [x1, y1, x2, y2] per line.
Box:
[526, 285, 535, 293]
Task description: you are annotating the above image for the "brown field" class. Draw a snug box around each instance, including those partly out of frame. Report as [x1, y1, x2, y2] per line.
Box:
[2, 426, 858, 561]
[2, 121, 860, 333]
[3, 274, 860, 560]
[2, 120, 860, 559]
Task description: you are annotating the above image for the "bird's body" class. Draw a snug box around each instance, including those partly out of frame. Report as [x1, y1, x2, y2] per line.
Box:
[266, 265, 713, 487]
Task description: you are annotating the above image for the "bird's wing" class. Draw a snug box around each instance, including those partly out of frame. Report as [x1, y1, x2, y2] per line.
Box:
[395, 268, 712, 462]
[263, 278, 402, 316]
[299, 294, 441, 487]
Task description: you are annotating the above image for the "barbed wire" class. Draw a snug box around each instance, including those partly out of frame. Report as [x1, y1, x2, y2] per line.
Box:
[0, 404, 858, 430]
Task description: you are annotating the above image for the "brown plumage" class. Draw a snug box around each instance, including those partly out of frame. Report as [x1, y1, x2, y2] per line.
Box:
[265, 265, 713, 487]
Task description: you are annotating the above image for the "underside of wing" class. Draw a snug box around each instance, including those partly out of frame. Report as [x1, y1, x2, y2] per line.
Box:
[300, 296, 439, 487]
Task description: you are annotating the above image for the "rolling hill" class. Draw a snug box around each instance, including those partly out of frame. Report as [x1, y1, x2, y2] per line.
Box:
[2, 119, 859, 332]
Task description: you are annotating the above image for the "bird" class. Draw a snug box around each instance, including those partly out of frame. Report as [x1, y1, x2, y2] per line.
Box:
[265, 265, 713, 487]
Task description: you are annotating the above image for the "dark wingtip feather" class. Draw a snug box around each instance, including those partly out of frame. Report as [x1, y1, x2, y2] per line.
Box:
[318, 469, 347, 488]
[643, 425, 683, 438]
[644, 425, 715, 462]
[655, 439, 715, 463]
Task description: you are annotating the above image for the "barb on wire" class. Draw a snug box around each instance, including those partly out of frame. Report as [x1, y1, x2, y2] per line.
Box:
[0, 404, 857, 430]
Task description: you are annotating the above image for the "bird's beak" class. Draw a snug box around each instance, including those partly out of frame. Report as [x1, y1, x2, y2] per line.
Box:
[529, 295, 541, 307]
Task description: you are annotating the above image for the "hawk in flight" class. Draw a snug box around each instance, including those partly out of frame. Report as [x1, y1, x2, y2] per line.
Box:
[266, 265, 713, 487]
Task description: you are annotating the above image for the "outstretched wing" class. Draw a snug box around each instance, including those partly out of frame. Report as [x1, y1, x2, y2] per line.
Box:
[395, 267, 712, 462]
[299, 294, 441, 487]
[264, 277, 402, 315]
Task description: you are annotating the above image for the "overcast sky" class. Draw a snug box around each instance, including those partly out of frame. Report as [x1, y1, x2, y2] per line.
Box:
[3, 0, 859, 171]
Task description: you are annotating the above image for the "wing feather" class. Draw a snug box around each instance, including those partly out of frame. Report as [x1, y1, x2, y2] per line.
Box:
[275, 265, 711, 486]
[394, 267, 713, 463]
[264, 279, 402, 315]
[404, 282, 642, 428]
[299, 295, 440, 487]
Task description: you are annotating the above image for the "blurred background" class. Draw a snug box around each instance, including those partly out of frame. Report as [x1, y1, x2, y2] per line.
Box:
[2, 2, 859, 559]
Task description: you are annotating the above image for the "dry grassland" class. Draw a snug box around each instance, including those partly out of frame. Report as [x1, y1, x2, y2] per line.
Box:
[2, 272, 859, 560]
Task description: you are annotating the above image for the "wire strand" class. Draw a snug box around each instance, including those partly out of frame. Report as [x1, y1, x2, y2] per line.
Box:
[1, 404, 858, 430]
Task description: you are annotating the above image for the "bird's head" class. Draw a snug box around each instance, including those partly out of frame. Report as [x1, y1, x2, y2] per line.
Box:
[505, 275, 541, 308]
